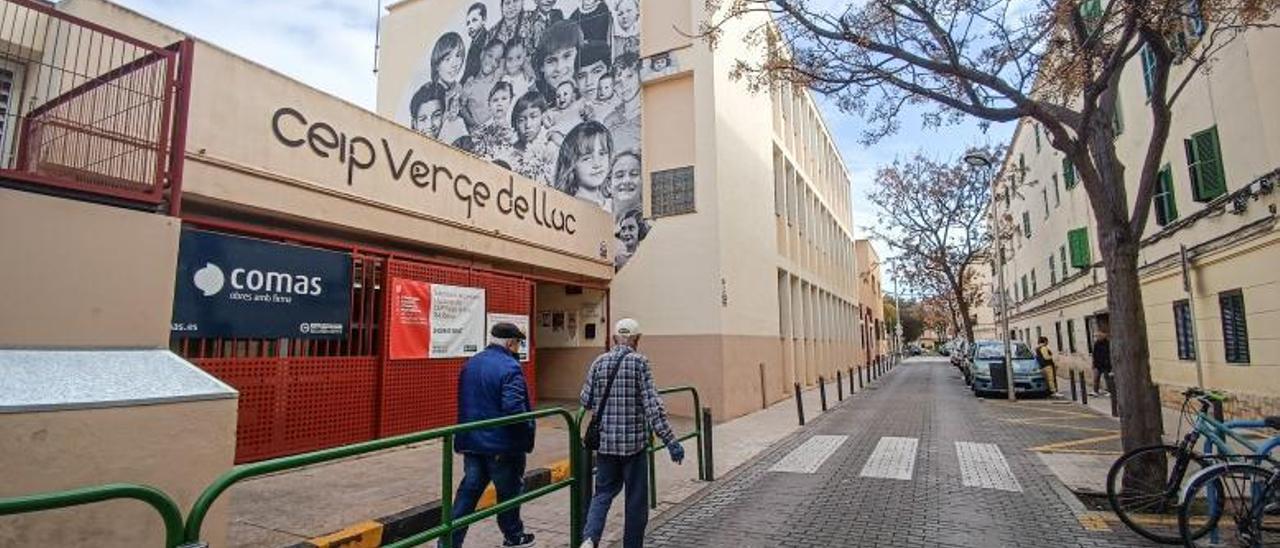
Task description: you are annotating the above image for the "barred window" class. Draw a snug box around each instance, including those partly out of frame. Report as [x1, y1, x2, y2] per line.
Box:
[651, 166, 696, 217]
[1173, 300, 1196, 361]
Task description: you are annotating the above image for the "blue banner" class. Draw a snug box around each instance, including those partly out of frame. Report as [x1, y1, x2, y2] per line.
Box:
[172, 229, 352, 339]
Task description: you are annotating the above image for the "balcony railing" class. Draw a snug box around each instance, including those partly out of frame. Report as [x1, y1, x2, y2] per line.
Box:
[0, 0, 191, 213]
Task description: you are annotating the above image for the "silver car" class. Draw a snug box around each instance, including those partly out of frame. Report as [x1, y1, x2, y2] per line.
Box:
[968, 340, 1050, 397]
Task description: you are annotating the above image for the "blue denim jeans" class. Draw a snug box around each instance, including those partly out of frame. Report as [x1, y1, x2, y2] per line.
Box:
[582, 451, 648, 548]
[440, 452, 526, 547]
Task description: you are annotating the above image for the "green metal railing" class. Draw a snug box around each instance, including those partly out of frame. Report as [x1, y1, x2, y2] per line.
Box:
[0, 483, 185, 547]
[184, 407, 582, 548]
[646, 386, 707, 509]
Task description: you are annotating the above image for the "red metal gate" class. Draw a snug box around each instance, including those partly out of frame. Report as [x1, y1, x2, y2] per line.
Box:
[173, 231, 536, 463]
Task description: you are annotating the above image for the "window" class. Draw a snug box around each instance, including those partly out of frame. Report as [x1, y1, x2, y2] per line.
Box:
[1052, 173, 1061, 206]
[1154, 164, 1179, 226]
[652, 166, 696, 217]
[1080, 0, 1103, 31]
[1013, 281, 1019, 303]
[773, 153, 786, 217]
[1019, 154, 1027, 183]
[1067, 319, 1077, 353]
[1185, 126, 1227, 202]
[1219, 289, 1250, 364]
[1031, 268, 1038, 295]
[1063, 158, 1077, 189]
[1034, 124, 1042, 152]
[1141, 43, 1158, 98]
[1021, 275, 1029, 300]
[1022, 211, 1032, 238]
[1068, 227, 1091, 268]
[1186, 0, 1206, 37]
[1055, 321, 1063, 352]
[1059, 245, 1069, 279]
[1035, 326, 1043, 342]
[1085, 316, 1097, 353]
[1173, 300, 1196, 361]
[1050, 256, 1057, 285]
[1042, 188, 1050, 219]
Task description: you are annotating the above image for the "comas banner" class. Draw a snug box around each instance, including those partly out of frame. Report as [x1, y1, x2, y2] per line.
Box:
[388, 279, 487, 359]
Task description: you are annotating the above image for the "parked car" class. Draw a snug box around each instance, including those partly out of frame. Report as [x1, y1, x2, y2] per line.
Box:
[968, 340, 1050, 397]
[950, 340, 970, 376]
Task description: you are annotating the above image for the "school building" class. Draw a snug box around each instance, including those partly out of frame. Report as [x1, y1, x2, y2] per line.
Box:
[993, 17, 1280, 415]
[377, 0, 872, 421]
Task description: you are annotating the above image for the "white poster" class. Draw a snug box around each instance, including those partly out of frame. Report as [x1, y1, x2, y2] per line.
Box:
[486, 312, 531, 362]
[430, 284, 487, 358]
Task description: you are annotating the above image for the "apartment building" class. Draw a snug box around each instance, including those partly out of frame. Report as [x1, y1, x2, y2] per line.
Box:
[994, 20, 1280, 415]
[378, 0, 863, 418]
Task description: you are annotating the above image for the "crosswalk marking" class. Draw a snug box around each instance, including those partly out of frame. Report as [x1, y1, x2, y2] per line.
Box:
[858, 436, 918, 480]
[769, 435, 848, 473]
[956, 442, 1022, 492]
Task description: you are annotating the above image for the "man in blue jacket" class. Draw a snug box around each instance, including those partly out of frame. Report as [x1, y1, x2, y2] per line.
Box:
[442, 322, 536, 548]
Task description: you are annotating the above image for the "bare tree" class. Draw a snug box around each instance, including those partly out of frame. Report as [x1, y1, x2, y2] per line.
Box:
[705, 0, 1279, 471]
[868, 152, 993, 344]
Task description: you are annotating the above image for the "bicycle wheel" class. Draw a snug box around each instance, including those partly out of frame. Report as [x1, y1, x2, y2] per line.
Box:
[1178, 462, 1278, 547]
[1107, 444, 1209, 544]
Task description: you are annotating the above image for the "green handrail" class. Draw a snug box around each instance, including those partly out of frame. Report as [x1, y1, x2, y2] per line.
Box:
[0, 483, 185, 547]
[183, 407, 582, 548]
[647, 385, 705, 509]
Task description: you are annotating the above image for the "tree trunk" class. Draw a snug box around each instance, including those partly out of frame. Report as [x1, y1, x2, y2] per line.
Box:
[1097, 221, 1166, 488]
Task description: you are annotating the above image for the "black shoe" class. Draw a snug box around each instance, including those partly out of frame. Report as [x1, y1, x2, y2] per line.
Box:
[503, 533, 536, 547]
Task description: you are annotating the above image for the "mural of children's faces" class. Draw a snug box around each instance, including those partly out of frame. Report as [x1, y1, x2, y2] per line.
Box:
[500, 0, 521, 22]
[617, 213, 641, 251]
[481, 41, 505, 76]
[434, 38, 465, 85]
[515, 102, 544, 142]
[576, 59, 609, 102]
[598, 76, 615, 101]
[464, 7, 485, 37]
[616, 65, 639, 100]
[611, 152, 641, 208]
[504, 42, 527, 75]
[489, 85, 514, 123]
[413, 98, 445, 138]
[555, 81, 577, 109]
[541, 42, 577, 92]
[575, 133, 611, 192]
[615, 0, 638, 32]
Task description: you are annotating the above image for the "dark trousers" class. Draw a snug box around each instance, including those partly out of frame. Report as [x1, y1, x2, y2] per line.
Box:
[583, 451, 649, 548]
[442, 452, 526, 547]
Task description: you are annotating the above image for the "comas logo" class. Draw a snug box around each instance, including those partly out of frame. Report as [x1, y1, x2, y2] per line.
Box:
[193, 262, 226, 296]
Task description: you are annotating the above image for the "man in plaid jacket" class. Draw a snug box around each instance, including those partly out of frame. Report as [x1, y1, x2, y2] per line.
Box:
[579, 318, 684, 548]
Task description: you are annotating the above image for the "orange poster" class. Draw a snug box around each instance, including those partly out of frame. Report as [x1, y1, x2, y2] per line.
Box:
[388, 277, 432, 359]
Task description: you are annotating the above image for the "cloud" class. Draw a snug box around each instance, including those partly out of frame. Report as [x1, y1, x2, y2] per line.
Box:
[110, 0, 379, 109]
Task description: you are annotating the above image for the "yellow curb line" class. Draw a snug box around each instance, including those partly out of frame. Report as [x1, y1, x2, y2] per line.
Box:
[1028, 433, 1122, 453]
[1078, 512, 1112, 532]
[477, 458, 572, 511]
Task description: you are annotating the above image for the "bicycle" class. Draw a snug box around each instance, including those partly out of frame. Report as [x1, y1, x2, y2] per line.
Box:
[1107, 388, 1280, 544]
[1175, 417, 1280, 547]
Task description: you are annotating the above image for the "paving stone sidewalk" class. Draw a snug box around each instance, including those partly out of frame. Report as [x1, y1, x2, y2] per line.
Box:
[645, 357, 1160, 548]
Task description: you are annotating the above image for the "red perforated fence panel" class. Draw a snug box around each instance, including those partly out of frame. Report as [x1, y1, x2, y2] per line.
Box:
[379, 259, 536, 438]
[173, 240, 536, 463]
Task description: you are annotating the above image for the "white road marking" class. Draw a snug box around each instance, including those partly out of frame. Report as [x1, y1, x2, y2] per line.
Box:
[858, 436, 918, 480]
[956, 442, 1023, 492]
[768, 435, 849, 474]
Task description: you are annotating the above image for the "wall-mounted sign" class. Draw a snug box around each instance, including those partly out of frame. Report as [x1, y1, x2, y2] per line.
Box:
[388, 279, 487, 359]
[171, 229, 352, 339]
[486, 313, 531, 362]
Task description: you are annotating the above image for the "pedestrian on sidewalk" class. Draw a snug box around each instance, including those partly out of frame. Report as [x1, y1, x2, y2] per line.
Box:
[579, 318, 684, 548]
[441, 322, 536, 548]
[1091, 327, 1111, 397]
[1034, 336, 1059, 396]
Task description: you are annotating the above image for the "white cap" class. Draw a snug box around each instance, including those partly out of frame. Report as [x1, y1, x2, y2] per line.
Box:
[614, 318, 641, 337]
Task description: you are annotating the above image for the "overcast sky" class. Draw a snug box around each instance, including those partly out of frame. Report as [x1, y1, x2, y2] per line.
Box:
[108, 0, 1013, 292]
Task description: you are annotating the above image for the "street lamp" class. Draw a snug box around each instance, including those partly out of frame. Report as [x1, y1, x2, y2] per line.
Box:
[963, 151, 1015, 402]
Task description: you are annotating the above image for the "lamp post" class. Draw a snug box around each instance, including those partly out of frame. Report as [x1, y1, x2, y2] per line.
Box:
[964, 151, 1015, 402]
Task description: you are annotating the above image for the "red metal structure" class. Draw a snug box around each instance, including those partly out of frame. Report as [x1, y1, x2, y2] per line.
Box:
[173, 217, 544, 463]
[0, 0, 191, 212]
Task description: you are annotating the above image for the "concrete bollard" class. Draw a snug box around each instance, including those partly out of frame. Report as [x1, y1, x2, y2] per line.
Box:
[837, 370, 844, 401]
[819, 376, 828, 412]
[1070, 369, 1078, 402]
[1080, 371, 1088, 406]
[701, 406, 715, 481]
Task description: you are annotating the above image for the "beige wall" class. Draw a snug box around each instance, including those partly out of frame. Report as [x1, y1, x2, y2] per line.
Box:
[997, 19, 1280, 410]
[0, 399, 237, 547]
[0, 189, 179, 348]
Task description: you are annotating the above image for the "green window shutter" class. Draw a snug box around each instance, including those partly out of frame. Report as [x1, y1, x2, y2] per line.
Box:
[1062, 158, 1077, 188]
[1021, 275, 1029, 298]
[1154, 165, 1179, 226]
[1068, 227, 1091, 268]
[1188, 127, 1226, 202]
[1059, 245, 1068, 278]
[1050, 256, 1057, 285]
[1052, 173, 1061, 206]
[1081, 0, 1103, 31]
[1031, 269, 1038, 294]
[1219, 290, 1250, 364]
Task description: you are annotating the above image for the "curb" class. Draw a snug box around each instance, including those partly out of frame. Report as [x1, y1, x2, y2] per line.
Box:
[286, 458, 572, 548]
